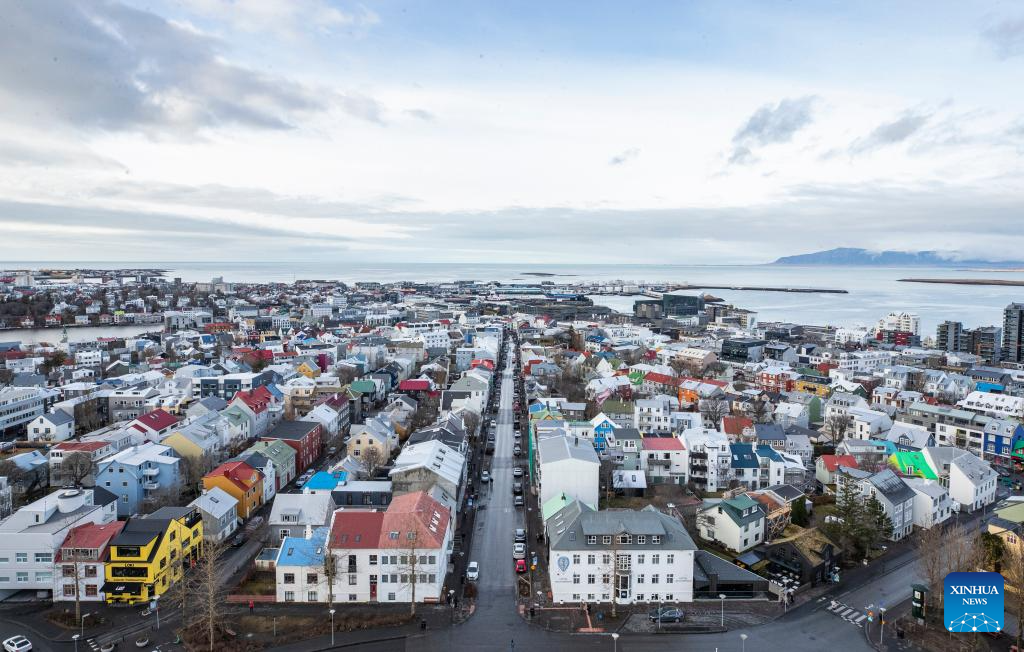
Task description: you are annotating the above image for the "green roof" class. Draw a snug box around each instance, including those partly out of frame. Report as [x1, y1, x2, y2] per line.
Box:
[994, 502, 1024, 525]
[350, 380, 377, 393]
[542, 493, 573, 521]
[888, 451, 937, 479]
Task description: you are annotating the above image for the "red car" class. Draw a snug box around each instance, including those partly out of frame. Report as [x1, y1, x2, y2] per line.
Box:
[515, 559, 527, 573]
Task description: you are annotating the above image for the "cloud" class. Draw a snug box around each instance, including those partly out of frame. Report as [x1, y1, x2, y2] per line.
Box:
[179, 0, 379, 38]
[609, 148, 641, 166]
[0, 1, 365, 135]
[983, 17, 1024, 59]
[404, 109, 436, 122]
[849, 110, 930, 154]
[729, 96, 817, 165]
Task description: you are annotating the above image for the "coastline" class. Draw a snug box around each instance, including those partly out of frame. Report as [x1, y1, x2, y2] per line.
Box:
[898, 278, 1024, 287]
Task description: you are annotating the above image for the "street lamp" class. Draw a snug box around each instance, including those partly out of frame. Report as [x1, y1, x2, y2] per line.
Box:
[329, 608, 336, 646]
[610, 632, 619, 652]
[153, 595, 160, 630]
[72, 633, 80, 652]
[878, 606, 886, 645]
[719, 594, 727, 627]
[80, 612, 90, 639]
[657, 597, 663, 631]
[740, 633, 748, 652]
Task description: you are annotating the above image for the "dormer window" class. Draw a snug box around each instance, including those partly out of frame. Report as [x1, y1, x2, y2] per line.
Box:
[587, 535, 597, 545]
[618, 534, 631, 545]
[637, 535, 646, 544]
[652, 535, 661, 545]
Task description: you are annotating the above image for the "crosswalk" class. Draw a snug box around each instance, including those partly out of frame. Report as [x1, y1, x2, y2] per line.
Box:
[826, 600, 868, 627]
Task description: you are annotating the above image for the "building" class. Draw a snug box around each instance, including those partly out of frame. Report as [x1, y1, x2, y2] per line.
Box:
[696, 495, 765, 553]
[0, 488, 117, 600]
[1002, 303, 1024, 363]
[922, 447, 997, 513]
[936, 321, 965, 352]
[546, 502, 696, 605]
[104, 506, 204, 604]
[389, 440, 466, 515]
[269, 493, 334, 544]
[536, 435, 600, 509]
[203, 461, 264, 520]
[246, 440, 297, 490]
[27, 411, 75, 443]
[0, 387, 51, 436]
[274, 491, 453, 604]
[661, 293, 705, 318]
[903, 478, 953, 529]
[262, 420, 323, 475]
[53, 521, 125, 603]
[843, 469, 915, 541]
[720, 339, 766, 364]
[189, 487, 239, 543]
[95, 443, 182, 517]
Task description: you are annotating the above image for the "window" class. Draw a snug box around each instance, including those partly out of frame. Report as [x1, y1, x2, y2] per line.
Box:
[602, 554, 611, 565]
[652, 535, 661, 544]
[651, 574, 659, 585]
[587, 574, 595, 584]
[63, 585, 76, 597]
[349, 574, 357, 585]
[306, 573, 318, 584]
[62, 566, 76, 578]
[572, 574, 580, 585]
[637, 535, 646, 545]
[15, 553, 26, 563]
[666, 554, 674, 564]
[85, 566, 97, 578]
[284, 591, 295, 602]
[34, 553, 52, 563]
[635, 593, 645, 601]
[587, 554, 595, 565]
[587, 535, 597, 545]
[283, 573, 295, 584]
[388, 592, 396, 601]
[369, 555, 378, 565]
[651, 554, 660, 565]
[308, 591, 318, 601]
[617, 534, 631, 545]
[636, 574, 645, 584]
[85, 585, 97, 597]
[602, 536, 612, 545]
[572, 593, 581, 600]
[16, 573, 28, 583]
[637, 554, 645, 564]
[666, 574, 674, 584]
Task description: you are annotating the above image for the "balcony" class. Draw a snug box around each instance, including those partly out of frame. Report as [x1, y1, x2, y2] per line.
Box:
[648, 458, 671, 468]
[142, 468, 160, 478]
[143, 481, 160, 491]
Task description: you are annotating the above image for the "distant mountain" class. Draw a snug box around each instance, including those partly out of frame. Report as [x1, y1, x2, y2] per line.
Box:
[771, 248, 1024, 267]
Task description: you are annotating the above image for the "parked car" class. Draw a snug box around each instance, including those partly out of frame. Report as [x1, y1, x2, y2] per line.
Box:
[513, 543, 526, 559]
[648, 606, 685, 623]
[231, 533, 248, 548]
[515, 559, 527, 573]
[481, 470, 491, 483]
[512, 482, 522, 494]
[513, 445, 522, 456]
[512, 466, 524, 477]
[514, 495, 524, 508]
[2, 636, 31, 652]
[466, 561, 480, 581]
[514, 528, 527, 543]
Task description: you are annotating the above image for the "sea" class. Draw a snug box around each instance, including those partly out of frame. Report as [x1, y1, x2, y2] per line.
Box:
[3, 261, 1023, 338]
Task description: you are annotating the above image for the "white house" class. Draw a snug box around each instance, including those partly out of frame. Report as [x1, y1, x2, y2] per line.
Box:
[536, 435, 600, 510]
[546, 501, 696, 606]
[922, 447, 997, 513]
[190, 487, 240, 543]
[696, 494, 766, 553]
[903, 478, 953, 529]
[27, 412, 75, 443]
[958, 391, 1024, 420]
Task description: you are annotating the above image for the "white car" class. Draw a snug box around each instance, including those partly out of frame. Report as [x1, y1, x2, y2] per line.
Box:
[466, 561, 480, 581]
[512, 543, 526, 559]
[3, 636, 32, 652]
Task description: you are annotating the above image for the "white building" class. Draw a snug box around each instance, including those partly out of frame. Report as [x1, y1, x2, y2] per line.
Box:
[958, 391, 1024, 420]
[903, 478, 953, 529]
[546, 501, 696, 606]
[536, 435, 600, 510]
[923, 447, 997, 513]
[877, 311, 921, 336]
[696, 494, 765, 553]
[27, 411, 75, 443]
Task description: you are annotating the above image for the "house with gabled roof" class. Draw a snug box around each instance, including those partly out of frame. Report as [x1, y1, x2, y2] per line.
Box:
[697, 495, 765, 553]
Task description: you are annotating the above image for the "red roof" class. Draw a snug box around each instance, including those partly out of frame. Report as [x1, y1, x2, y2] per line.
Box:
[820, 454, 858, 472]
[643, 372, 679, 386]
[329, 510, 385, 549]
[642, 437, 685, 451]
[399, 379, 431, 391]
[133, 410, 179, 432]
[57, 521, 125, 561]
[379, 492, 450, 550]
[53, 441, 109, 453]
[722, 416, 753, 436]
[234, 387, 272, 414]
[207, 461, 262, 490]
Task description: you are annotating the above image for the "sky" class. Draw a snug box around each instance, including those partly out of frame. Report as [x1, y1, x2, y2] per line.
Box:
[1, 0, 1024, 264]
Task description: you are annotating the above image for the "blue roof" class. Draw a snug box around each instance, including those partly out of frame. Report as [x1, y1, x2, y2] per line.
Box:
[276, 527, 328, 567]
[730, 443, 759, 469]
[755, 445, 784, 462]
[265, 384, 284, 399]
[866, 438, 898, 454]
[304, 470, 348, 491]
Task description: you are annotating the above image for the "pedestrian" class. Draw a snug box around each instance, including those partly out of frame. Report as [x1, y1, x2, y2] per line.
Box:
[248, 599, 254, 614]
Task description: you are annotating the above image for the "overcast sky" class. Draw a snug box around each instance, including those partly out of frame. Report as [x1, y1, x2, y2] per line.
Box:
[2, 0, 1023, 263]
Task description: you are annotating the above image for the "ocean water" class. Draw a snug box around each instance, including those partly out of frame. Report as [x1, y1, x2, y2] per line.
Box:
[2, 261, 1023, 334]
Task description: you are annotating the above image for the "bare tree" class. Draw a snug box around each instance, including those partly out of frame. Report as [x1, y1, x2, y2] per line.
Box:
[192, 537, 227, 651]
[179, 453, 218, 498]
[59, 452, 96, 487]
[361, 447, 384, 479]
[598, 458, 616, 503]
[1003, 541, 1024, 652]
[412, 393, 441, 429]
[824, 414, 849, 444]
[699, 398, 730, 429]
[396, 524, 424, 617]
[749, 397, 773, 425]
[56, 551, 91, 626]
[915, 522, 983, 622]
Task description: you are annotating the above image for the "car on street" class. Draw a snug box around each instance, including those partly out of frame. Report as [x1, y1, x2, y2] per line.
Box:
[512, 466, 523, 477]
[513, 445, 522, 456]
[327, 447, 338, 456]
[466, 561, 479, 581]
[481, 470, 491, 483]
[514, 528, 526, 542]
[513, 543, 526, 559]
[231, 533, 247, 548]
[2, 636, 31, 652]
[514, 495, 524, 508]
[515, 559, 527, 573]
[512, 482, 522, 494]
[648, 607, 685, 623]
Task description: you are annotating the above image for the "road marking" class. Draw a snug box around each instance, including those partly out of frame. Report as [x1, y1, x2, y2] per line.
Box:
[854, 614, 867, 624]
[839, 608, 854, 617]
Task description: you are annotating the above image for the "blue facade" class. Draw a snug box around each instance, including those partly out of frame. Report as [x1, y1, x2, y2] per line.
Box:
[984, 424, 1024, 464]
[96, 444, 181, 516]
[592, 418, 616, 453]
